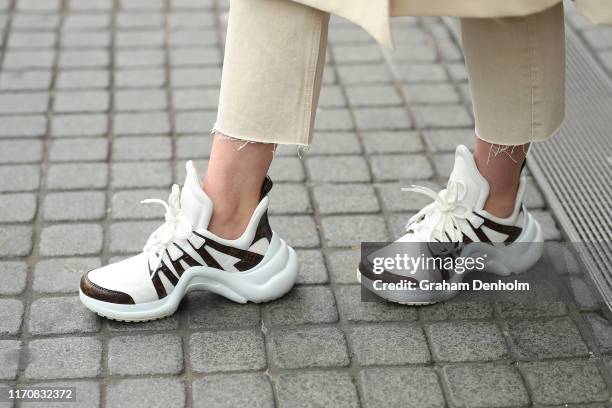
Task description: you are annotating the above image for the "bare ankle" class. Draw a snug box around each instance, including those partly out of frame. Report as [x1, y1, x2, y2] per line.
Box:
[483, 194, 516, 218]
[203, 182, 260, 239]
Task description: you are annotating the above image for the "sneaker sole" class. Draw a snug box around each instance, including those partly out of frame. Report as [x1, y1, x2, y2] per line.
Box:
[358, 212, 544, 305]
[79, 233, 297, 322]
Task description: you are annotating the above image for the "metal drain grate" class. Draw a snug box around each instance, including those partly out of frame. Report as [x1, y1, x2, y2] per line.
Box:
[528, 29, 612, 312]
[443, 20, 612, 312]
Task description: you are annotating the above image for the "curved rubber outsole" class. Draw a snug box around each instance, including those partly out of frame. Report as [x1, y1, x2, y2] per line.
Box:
[358, 213, 544, 305]
[80, 234, 298, 322]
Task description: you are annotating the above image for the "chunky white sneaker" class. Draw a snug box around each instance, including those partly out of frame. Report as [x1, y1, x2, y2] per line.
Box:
[358, 145, 543, 304]
[80, 161, 298, 321]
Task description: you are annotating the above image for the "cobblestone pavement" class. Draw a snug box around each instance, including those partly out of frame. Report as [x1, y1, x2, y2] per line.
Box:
[1, 1, 612, 407]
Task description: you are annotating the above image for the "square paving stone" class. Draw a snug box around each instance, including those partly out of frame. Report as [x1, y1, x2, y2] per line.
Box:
[270, 327, 350, 369]
[361, 131, 423, 154]
[0, 140, 43, 163]
[46, 163, 108, 190]
[370, 154, 433, 181]
[54, 90, 110, 113]
[418, 293, 493, 321]
[0, 92, 49, 114]
[111, 189, 167, 219]
[114, 89, 167, 111]
[414, 105, 473, 128]
[349, 324, 430, 365]
[585, 313, 612, 353]
[56, 70, 110, 90]
[0, 299, 23, 336]
[296, 250, 328, 284]
[0, 340, 21, 380]
[305, 132, 362, 155]
[263, 286, 338, 325]
[345, 84, 402, 107]
[337, 64, 392, 84]
[0, 226, 33, 257]
[314, 108, 354, 131]
[354, 107, 412, 130]
[115, 68, 166, 88]
[319, 85, 346, 108]
[402, 83, 460, 104]
[4, 50, 55, 70]
[171, 67, 221, 87]
[422, 129, 475, 152]
[190, 329, 266, 373]
[276, 370, 359, 408]
[110, 221, 159, 253]
[186, 292, 261, 329]
[43, 191, 106, 221]
[106, 378, 185, 408]
[176, 134, 213, 159]
[269, 157, 305, 182]
[426, 321, 508, 362]
[113, 112, 170, 135]
[432, 153, 455, 178]
[507, 317, 589, 360]
[33, 257, 100, 293]
[20, 381, 100, 408]
[173, 88, 219, 110]
[49, 138, 108, 162]
[321, 215, 388, 247]
[0, 70, 52, 91]
[326, 249, 360, 284]
[269, 216, 320, 248]
[111, 162, 172, 188]
[335, 285, 418, 322]
[25, 337, 102, 379]
[192, 373, 273, 408]
[360, 367, 445, 408]
[40, 224, 103, 256]
[28, 296, 100, 335]
[0, 262, 27, 295]
[306, 156, 370, 183]
[333, 44, 383, 63]
[569, 276, 601, 310]
[268, 183, 312, 215]
[313, 183, 380, 214]
[0, 115, 46, 138]
[0, 165, 40, 192]
[112, 136, 172, 161]
[108, 334, 183, 375]
[51, 114, 108, 137]
[443, 363, 530, 408]
[175, 111, 216, 134]
[0, 193, 37, 222]
[107, 314, 181, 332]
[520, 359, 610, 405]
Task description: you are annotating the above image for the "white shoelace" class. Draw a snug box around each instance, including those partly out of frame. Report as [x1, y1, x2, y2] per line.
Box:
[140, 184, 193, 271]
[402, 180, 474, 242]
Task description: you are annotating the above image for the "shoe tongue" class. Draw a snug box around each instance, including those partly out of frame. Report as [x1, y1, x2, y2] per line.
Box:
[180, 161, 213, 230]
[447, 145, 490, 210]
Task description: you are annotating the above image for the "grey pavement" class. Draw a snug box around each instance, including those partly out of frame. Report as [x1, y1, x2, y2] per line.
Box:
[1, 0, 612, 407]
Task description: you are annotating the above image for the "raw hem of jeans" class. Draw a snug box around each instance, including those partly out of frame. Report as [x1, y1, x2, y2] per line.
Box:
[212, 124, 310, 147]
[474, 117, 564, 146]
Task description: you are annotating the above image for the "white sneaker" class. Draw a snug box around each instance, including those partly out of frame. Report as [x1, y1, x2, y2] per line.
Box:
[358, 145, 543, 304]
[80, 161, 298, 321]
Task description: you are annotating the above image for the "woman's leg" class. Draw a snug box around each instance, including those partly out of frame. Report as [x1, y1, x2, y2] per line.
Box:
[461, 3, 565, 217]
[205, 0, 329, 238]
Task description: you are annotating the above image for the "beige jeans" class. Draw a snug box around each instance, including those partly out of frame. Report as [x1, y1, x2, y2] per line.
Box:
[215, 0, 565, 146]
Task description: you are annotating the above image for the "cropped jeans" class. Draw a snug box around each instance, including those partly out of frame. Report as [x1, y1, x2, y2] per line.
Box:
[215, 0, 565, 146]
